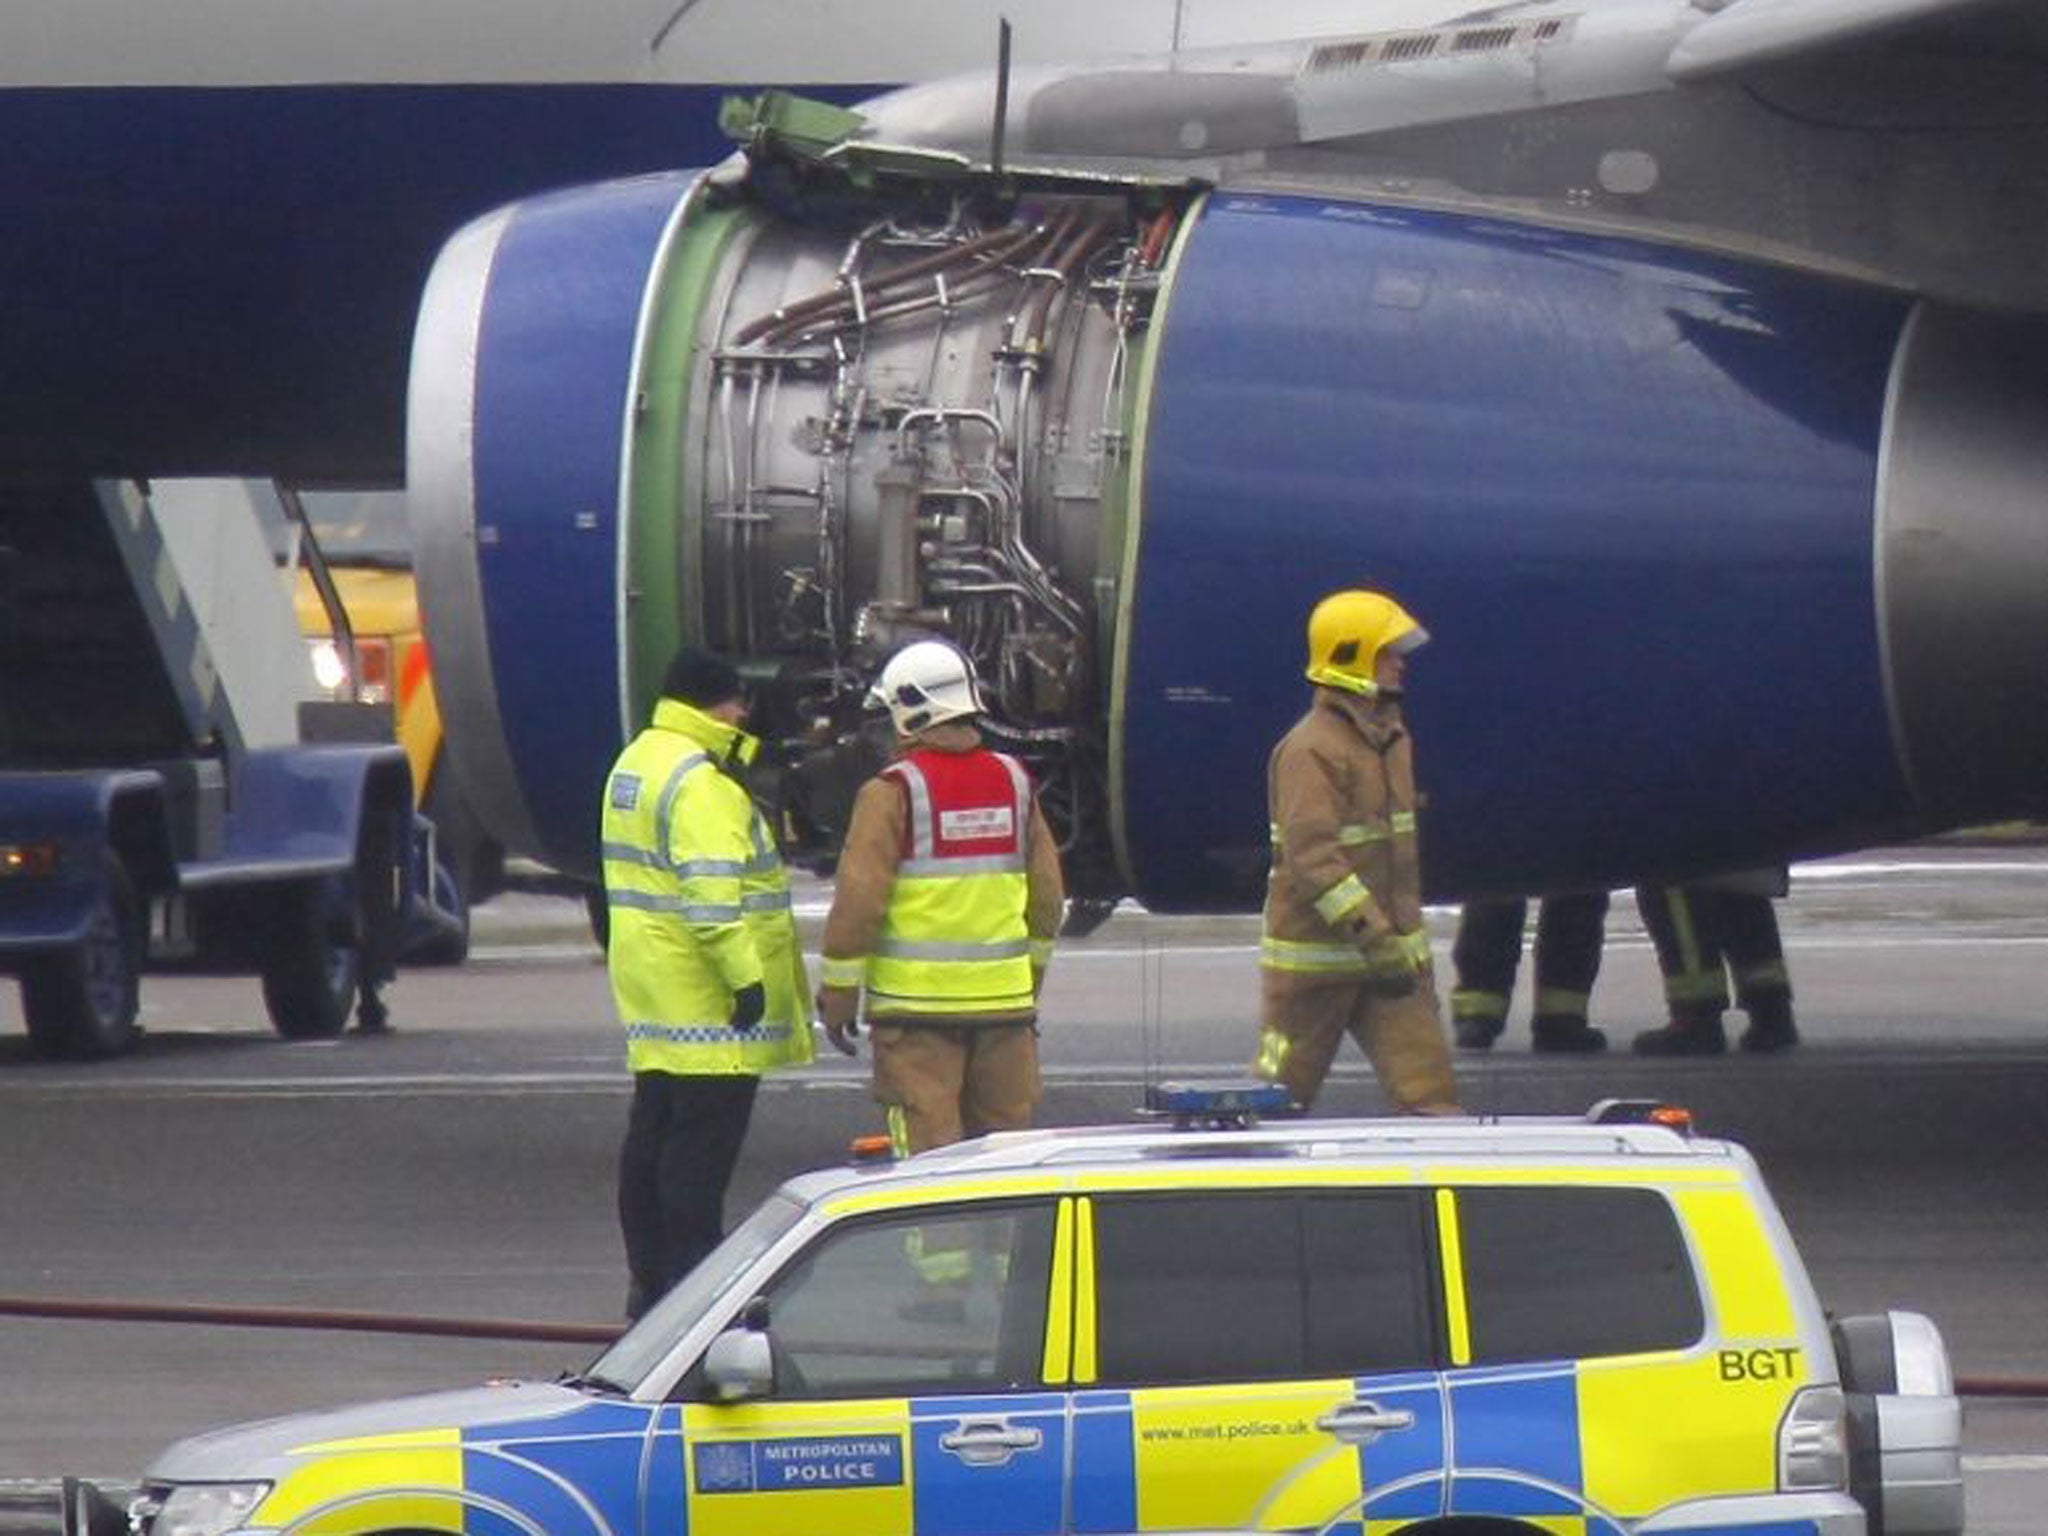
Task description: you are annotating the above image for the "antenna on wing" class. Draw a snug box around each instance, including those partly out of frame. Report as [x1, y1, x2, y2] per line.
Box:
[991, 16, 1013, 176]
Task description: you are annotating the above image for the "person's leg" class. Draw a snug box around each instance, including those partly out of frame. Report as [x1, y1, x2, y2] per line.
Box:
[653, 1074, 761, 1288]
[616, 1071, 670, 1320]
[1632, 885, 1730, 1055]
[1450, 898, 1527, 1050]
[959, 1023, 1041, 1138]
[1530, 891, 1610, 1052]
[871, 1024, 969, 1152]
[1355, 974, 1460, 1114]
[1716, 893, 1797, 1052]
[1255, 974, 1350, 1109]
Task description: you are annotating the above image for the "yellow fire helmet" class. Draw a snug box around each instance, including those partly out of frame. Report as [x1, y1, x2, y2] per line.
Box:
[1304, 588, 1430, 696]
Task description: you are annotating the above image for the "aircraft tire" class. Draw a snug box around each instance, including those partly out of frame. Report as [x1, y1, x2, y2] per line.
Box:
[261, 876, 360, 1039]
[21, 854, 142, 1060]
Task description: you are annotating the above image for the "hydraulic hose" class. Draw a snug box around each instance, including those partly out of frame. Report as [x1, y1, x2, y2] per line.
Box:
[0, 1293, 616, 1347]
[0, 1295, 2040, 1397]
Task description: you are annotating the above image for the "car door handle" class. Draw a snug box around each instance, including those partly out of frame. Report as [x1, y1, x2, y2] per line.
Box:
[938, 1418, 1046, 1467]
[1316, 1401, 1417, 1445]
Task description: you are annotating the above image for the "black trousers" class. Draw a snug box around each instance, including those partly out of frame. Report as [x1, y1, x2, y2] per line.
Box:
[1634, 884, 1791, 1017]
[1451, 892, 1611, 1022]
[618, 1072, 760, 1315]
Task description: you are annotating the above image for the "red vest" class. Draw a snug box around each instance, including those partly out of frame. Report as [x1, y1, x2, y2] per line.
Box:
[883, 748, 1030, 873]
[868, 747, 1036, 1016]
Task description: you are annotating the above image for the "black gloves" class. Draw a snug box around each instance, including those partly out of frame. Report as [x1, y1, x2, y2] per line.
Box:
[728, 981, 766, 1031]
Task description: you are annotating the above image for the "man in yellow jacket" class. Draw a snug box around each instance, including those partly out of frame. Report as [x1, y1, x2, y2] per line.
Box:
[817, 640, 1065, 1155]
[601, 647, 813, 1319]
[1256, 590, 1460, 1114]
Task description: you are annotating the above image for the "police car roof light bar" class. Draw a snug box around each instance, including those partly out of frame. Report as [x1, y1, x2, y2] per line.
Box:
[1142, 1079, 1299, 1131]
[1587, 1098, 1695, 1134]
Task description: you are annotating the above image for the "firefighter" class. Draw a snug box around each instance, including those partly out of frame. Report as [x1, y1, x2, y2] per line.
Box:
[817, 640, 1066, 1155]
[1633, 872, 1798, 1054]
[1255, 589, 1461, 1113]
[601, 647, 814, 1320]
[1450, 892, 1611, 1052]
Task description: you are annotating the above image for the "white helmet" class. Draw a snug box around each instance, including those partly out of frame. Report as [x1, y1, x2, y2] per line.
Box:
[868, 640, 984, 735]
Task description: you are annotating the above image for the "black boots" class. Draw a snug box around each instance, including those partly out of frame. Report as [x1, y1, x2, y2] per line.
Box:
[1739, 997, 1799, 1053]
[1532, 1014, 1608, 1053]
[1633, 1009, 1729, 1055]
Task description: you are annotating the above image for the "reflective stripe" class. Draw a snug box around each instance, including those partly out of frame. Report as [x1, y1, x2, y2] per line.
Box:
[599, 841, 665, 869]
[900, 853, 1028, 877]
[1734, 960, 1790, 990]
[1451, 989, 1509, 1022]
[886, 1105, 914, 1157]
[742, 890, 792, 914]
[624, 1021, 800, 1045]
[1260, 936, 1370, 973]
[1029, 937, 1055, 967]
[1072, 1196, 1099, 1384]
[820, 955, 868, 988]
[1535, 987, 1591, 1016]
[1666, 968, 1728, 1007]
[1437, 1188, 1472, 1366]
[996, 751, 1033, 851]
[1041, 1199, 1075, 1384]
[1255, 1026, 1290, 1080]
[892, 759, 936, 861]
[1402, 931, 1433, 966]
[669, 857, 747, 879]
[651, 751, 711, 867]
[1313, 874, 1371, 924]
[606, 890, 742, 922]
[1336, 823, 1388, 847]
[874, 936, 1032, 962]
[1391, 810, 1417, 834]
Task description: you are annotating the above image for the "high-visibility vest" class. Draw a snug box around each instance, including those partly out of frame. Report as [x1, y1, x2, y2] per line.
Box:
[866, 747, 1036, 1017]
[600, 699, 814, 1075]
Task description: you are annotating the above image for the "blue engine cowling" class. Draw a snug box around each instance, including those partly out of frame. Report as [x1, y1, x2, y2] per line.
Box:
[411, 169, 2048, 910]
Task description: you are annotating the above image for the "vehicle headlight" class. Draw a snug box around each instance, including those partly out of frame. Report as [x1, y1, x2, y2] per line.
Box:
[139, 1482, 272, 1536]
[308, 637, 349, 696]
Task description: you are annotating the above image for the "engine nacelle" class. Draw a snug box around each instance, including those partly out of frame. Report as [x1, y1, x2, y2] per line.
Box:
[410, 157, 2048, 910]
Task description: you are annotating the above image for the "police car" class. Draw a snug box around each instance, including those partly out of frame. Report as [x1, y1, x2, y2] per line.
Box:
[97, 1094, 1962, 1536]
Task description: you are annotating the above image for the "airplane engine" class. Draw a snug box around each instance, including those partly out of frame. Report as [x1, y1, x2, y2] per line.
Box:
[410, 164, 2048, 911]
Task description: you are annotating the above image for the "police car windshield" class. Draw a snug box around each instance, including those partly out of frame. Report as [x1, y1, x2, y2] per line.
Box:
[585, 1192, 807, 1391]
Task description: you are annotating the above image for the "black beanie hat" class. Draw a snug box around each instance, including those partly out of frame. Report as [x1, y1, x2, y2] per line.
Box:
[660, 647, 743, 708]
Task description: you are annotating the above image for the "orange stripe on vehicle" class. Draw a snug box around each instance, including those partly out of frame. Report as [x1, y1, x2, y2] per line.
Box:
[399, 638, 431, 709]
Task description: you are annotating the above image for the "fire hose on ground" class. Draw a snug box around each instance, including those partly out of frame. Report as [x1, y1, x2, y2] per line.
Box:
[1, 1295, 2043, 1397]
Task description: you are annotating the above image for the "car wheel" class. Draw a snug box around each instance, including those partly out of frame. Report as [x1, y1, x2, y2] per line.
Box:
[261, 876, 360, 1039]
[21, 854, 142, 1060]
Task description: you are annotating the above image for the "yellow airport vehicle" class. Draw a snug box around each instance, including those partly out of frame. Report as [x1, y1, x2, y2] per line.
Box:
[291, 491, 501, 962]
[94, 1096, 1962, 1536]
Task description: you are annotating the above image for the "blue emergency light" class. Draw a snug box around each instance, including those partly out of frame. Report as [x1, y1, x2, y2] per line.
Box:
[1142, 1079, 1297, 1129]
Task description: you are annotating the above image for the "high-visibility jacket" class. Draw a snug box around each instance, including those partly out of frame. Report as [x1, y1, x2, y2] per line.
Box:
[1261, 686, 1426, 980]
[600, 698, 814, 1075]
[820, 726, 1064, 1022]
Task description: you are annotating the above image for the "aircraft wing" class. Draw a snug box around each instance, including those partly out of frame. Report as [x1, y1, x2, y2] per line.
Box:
[863, 0, 2020, 158]
[1665, 0, 1997, 80]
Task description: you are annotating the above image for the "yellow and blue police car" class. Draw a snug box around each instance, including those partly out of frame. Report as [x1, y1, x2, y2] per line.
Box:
[104, 1095, 1962, 1536]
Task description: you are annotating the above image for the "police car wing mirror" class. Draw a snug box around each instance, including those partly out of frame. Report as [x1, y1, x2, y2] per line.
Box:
[703, 1326, 775, 1404]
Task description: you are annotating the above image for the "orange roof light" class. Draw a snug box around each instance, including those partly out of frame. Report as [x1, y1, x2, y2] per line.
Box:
[848, 1134, 895, 1163]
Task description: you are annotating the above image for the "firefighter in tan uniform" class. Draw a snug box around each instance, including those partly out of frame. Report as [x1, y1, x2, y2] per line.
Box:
[817, 640, 1066, 1154]
[1256, 590, 1461, 1113]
